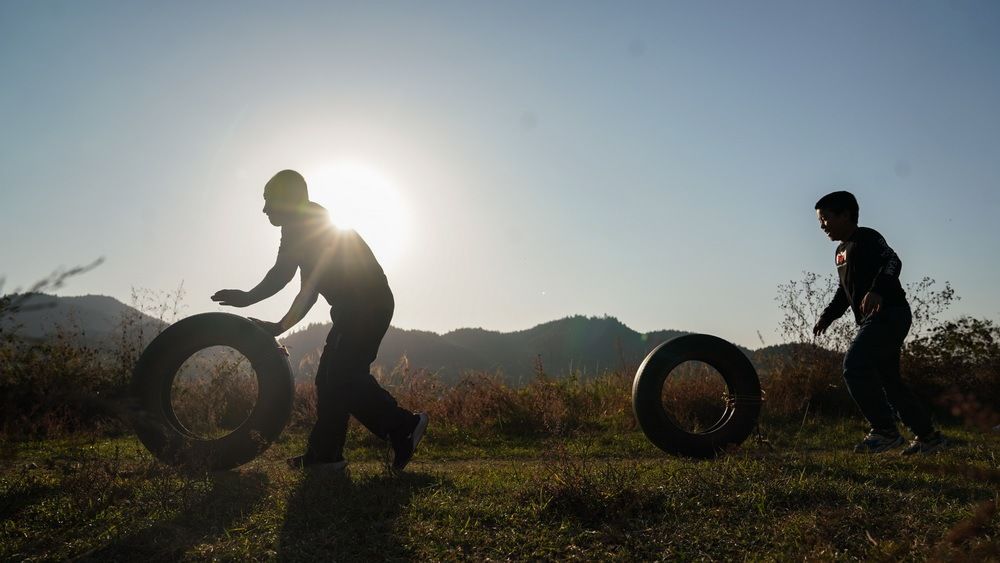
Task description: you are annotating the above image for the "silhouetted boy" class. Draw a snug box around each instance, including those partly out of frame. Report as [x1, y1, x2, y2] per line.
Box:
[813, 191, 945, 454]
[212, 170, 428, 471]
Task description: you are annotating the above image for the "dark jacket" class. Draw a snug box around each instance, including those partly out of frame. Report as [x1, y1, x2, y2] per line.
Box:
[820, 226, 907, 325]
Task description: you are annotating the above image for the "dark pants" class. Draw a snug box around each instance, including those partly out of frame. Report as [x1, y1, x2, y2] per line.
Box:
[843, 304, 934, 438]
[306, 296, 413, 462]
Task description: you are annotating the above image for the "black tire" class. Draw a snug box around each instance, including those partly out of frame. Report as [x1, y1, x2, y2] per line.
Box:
[131, 313, 294, 470]
[632, 333, 762, 459]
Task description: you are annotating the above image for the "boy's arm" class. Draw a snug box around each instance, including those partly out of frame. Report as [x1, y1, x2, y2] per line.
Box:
[816, 286, 849, 334]
[868, 231, 902, 296]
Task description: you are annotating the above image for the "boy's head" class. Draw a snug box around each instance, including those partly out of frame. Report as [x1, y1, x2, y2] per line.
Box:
[263, 170, 309, 226]
[815, 190, 859, 242]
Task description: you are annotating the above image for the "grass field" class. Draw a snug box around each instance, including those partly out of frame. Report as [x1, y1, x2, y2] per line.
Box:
[2, 421, 998, 561]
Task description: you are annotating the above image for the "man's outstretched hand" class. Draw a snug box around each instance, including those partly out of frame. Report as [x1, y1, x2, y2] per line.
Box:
[211, 289, 253, 308]
[249, 317, 284, 337]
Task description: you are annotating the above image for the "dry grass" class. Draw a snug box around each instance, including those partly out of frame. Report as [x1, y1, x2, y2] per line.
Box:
[2, 272, 997, 452]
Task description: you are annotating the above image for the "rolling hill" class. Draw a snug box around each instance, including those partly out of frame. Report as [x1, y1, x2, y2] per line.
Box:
[0, 293, 167, 342]
[281, 315, 689, 383]
[3, 293, 802, 383]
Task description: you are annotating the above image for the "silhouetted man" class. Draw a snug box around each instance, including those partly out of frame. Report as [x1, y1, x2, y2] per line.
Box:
[212, 169, 428, 471]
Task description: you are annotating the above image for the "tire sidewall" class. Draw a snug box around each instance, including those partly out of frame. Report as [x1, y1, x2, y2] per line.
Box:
[633, 333, 762, 458]
[131, 313, 294, 470]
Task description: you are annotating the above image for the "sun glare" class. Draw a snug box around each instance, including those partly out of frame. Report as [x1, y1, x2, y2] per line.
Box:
[304, 161, 409, 269]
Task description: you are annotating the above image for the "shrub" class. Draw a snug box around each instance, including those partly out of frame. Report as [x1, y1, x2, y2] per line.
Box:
[772, 271, 999, 425]
[904, 316, 1000, 425]
[0, 281, 183, 439]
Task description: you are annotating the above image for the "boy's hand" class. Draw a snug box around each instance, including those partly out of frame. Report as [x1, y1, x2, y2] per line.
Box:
[249, 317, 285, 337]
[813, 318, 830, 337]
[860, 291, 882, 316]
[211, 289, 253, 307]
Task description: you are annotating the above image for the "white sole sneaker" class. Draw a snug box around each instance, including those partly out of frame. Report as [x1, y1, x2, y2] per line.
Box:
[392, 413, 429, 471]
[412, 412, 429, 453]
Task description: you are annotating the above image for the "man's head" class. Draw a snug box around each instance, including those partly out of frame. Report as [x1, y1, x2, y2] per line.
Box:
[815, 190, 859, 242]
[263, 170, 309, 226]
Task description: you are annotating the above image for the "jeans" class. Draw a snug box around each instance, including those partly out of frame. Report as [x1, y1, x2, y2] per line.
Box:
[843, 304, 934, 438]
[306, 295, 414, 461]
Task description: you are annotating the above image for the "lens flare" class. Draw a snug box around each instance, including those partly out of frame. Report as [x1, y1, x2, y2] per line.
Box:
[304, 161, 409, 269]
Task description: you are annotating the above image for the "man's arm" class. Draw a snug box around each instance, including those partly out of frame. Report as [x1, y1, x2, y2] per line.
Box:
[212, 253, 297, 308]
[279, 279, 319, 332]
[250, 273, 319, 336]
[815, 285, 849, 336]
[246, 259, 297, 303]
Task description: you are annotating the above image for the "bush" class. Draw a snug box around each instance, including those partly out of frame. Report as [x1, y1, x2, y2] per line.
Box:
[0, 326, 124, 437]
[772, 272, 999, 426]
[0, 281, 183, 439]
[904, 316, 1000, 427]
[372, 358, 637, 436]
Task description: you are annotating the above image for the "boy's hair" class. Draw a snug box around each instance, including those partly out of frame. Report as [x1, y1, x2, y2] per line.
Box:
[815, 190, 859, 222]
[265, 169, 309, 203]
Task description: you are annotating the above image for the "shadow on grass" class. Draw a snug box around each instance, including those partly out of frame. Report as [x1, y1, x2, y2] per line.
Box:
[0, 480, 59, 524]
[84, 470, 270, 561]
[278, 467, 438, 561]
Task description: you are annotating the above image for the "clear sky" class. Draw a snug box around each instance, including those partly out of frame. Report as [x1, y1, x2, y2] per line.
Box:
[2, 1, 998, 348]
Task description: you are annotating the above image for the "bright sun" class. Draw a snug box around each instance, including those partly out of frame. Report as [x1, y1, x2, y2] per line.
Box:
[303, 161, 409, 268]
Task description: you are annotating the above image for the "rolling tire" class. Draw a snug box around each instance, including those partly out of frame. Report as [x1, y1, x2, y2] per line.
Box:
[131, 313, 294, 470]
[632, 333, 762, 459]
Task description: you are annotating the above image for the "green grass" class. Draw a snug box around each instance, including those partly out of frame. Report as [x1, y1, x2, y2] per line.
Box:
[2, 422, 998, 561]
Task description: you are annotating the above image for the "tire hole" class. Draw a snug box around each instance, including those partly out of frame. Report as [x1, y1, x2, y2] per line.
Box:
[661, 360, 729, 434]
[170, 346, 259, 440]
[632, 333, 762, 458]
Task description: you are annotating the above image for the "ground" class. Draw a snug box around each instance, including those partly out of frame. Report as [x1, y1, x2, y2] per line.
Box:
[1, 421, 997, 561]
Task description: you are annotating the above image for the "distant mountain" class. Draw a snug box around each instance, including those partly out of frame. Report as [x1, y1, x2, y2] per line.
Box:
[0, 293, 166, 341]
[282, 315, 690, 383]
[3, 293, 802, 384]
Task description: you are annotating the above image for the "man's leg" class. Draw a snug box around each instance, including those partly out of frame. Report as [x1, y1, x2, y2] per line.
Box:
[333, 304, 428, 470]
[303, 329, 352, 463]
[333, 306, 416, 439]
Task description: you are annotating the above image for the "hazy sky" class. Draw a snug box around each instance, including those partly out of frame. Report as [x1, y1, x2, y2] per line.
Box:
[2, 1, 998, 348]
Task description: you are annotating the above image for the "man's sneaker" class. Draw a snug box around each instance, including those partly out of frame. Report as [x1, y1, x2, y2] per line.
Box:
[901, 431, 948, 456]
[853, 430, 904, 453]
[286, 454, 348, 472]
[391, 412, 429, 472]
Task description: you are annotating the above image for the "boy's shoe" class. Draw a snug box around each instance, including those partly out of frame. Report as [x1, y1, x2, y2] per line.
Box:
[391, 412, 429, 472]
[286, 454, 348, 472]
[853, 430, 904, 453]
[901, 431, 948, 456]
